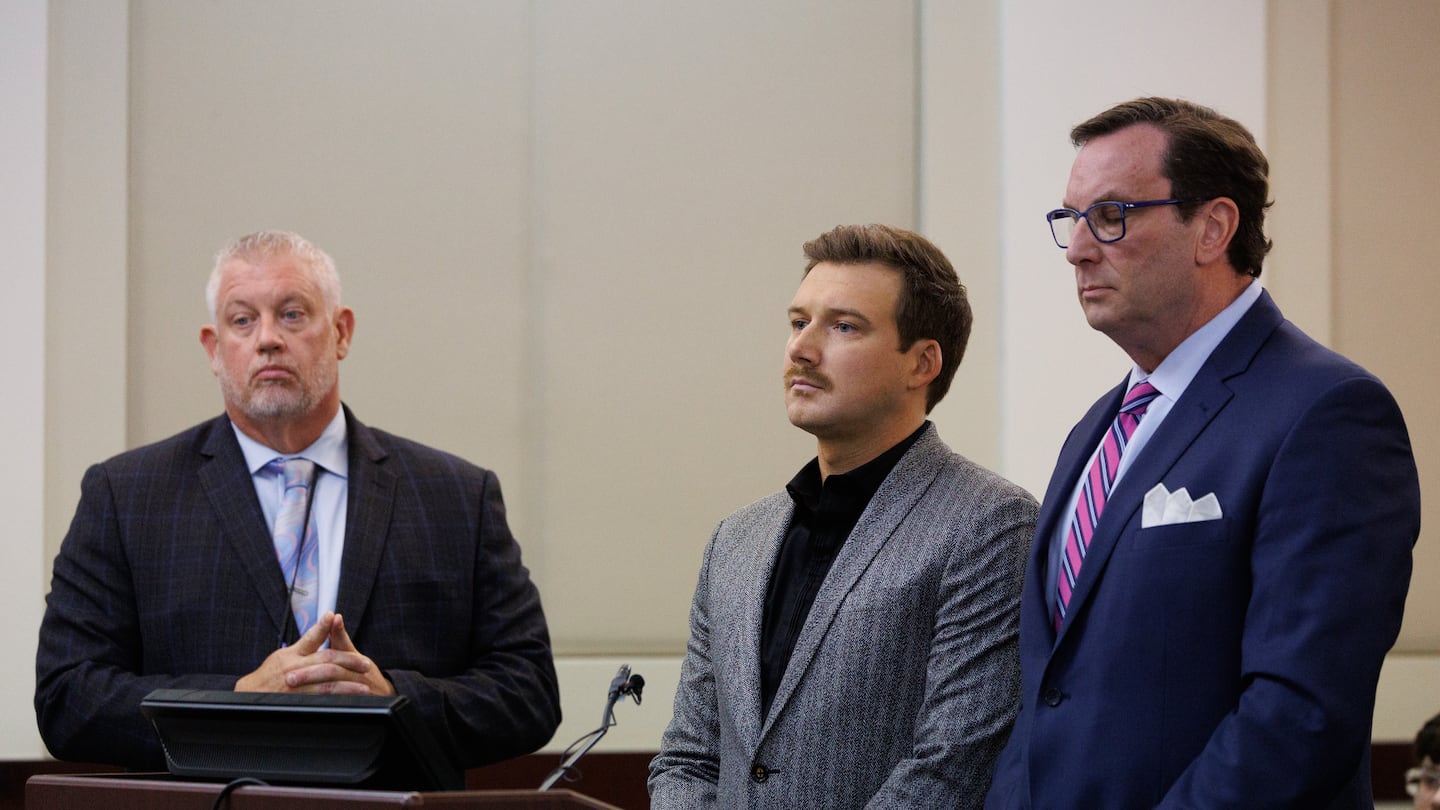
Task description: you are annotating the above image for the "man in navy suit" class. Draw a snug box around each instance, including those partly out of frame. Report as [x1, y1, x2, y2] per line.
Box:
[985, 98, 1421, 808]
[35, 231, 560, 771]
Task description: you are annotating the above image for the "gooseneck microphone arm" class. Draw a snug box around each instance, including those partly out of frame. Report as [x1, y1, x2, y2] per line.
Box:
[538, 664, 644, 791]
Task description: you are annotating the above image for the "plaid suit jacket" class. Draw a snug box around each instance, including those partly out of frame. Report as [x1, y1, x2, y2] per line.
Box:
[35, 405, 559, 771]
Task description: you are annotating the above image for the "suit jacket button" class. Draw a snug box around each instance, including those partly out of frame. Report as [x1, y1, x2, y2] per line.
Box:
[1042, 687, 1065, 707]
[751, 764, 769, 783]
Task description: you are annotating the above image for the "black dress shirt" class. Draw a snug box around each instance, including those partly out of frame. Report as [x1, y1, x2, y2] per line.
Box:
[758, 422, 928, 717]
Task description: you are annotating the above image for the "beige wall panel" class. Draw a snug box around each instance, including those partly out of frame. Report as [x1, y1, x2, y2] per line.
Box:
[44, 0, 130, 576]
[1000, 0, 1267, 496]
[530, 0, 918, 653]
[126, 1, 918, 655]
[1265, 0, 1331, 343]
[919, 0, 1004, 472]
[1332, 0, 1440, 652]
[2, 0, 51, 760]
[126, 1, 532, 530]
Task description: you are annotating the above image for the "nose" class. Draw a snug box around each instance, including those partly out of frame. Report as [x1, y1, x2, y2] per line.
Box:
[787, 322, 818, 367]
[1064, 216, 1101, 267]
[255, 313, 284, 352]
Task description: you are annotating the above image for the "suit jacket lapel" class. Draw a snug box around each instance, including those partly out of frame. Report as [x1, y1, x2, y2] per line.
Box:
[759, 426, 945, 740]
[197, 415, 294, 642]
[334, 406, 397, 629]
[731, 508, 789, 754]
[1053, 291, 1284, 645]
[1024, 382, 1126, 647]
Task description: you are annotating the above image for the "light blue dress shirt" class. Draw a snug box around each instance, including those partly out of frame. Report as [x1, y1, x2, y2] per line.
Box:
[1044, 281, 1264, 620]
[233, 407, 350, 631]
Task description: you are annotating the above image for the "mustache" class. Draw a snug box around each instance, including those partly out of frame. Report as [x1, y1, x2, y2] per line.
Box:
[784, 367, 829, 389]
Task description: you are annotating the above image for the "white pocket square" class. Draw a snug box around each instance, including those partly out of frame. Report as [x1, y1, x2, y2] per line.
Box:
[1142, 483, 1223, 528]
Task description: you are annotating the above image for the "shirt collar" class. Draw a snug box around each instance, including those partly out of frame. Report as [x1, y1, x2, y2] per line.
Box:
[1130, 279, 1263, 400]
[232, 407, 350, 479]
[785, 421, 929, 517]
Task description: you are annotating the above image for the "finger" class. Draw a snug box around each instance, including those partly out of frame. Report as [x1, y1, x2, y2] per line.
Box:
[291, 611, 337, 655]
[283, 670, 372, 695]
[310, 680, 373, 696]
[285, 652, 374, 686]
[329, 613, 357, 652]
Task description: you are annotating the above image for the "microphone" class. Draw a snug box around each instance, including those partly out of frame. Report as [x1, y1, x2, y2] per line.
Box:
[538, 664, 645, 791]
[606, 664, 632, 702]
[621, 673, 644, 705]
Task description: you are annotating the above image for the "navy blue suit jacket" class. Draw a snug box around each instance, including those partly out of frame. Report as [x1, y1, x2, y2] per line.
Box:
[986, 291, 1420, 808]
[35, 405, 560, 771]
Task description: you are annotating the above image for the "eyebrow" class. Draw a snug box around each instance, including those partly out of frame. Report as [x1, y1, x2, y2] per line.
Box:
[788, 305, 874, 325]
[221, 294, 317, 318]
[1062, 189, 1140, 209]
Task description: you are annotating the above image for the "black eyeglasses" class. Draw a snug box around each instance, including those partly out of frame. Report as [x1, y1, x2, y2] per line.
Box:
[1045, 199, 1208, 248]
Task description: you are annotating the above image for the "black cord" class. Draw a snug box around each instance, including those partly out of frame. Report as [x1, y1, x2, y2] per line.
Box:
[546, 726, 608, 786]
[538, 665, 641, 791]
[275, 462, 320, 648]
[211, 777, 269, 810]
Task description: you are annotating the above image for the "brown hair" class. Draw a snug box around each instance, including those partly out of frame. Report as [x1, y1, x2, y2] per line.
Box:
[1418, 712, 1440, 764]
[802, 224, 971, 412]
[1071, 97, 1273, 278]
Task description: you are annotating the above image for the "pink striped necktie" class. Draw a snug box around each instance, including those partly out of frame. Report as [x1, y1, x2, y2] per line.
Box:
[270, 457, 320, 637]
[1055, 380, 1160, 630]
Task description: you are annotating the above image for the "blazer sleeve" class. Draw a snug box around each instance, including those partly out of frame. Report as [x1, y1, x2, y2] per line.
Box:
[35, 463, 242, 769]
[1159, 375, 1419, 807]
[865, 483, 1037, 808]
[379, 467, 561, 768]
[648, 527, 722, 808]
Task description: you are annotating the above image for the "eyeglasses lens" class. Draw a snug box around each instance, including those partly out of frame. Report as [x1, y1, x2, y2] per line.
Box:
[1089, 202, 1126, 242]
[1048, 212, 1078, 248]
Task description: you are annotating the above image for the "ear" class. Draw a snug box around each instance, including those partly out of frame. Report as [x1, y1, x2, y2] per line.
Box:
[333, 307, 356, 360]
[1195, 197, 1240, 266]
[907, 339, 942, 391]
[200, 325, 220, 375]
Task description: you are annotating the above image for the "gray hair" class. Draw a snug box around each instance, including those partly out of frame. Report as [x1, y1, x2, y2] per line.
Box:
[206, 230, 342, 320]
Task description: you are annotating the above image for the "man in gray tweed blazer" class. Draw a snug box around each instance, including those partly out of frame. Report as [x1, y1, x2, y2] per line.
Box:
[649, 224, 1038, 808]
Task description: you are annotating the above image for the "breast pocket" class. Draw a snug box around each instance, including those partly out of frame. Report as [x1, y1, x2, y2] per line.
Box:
[1134, 516, 1229, 549]
[837, 584, 924, 616]
[833, 583, 932, 666]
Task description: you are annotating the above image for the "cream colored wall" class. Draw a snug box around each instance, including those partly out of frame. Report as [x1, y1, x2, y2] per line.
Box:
[1330, 0, 1440, 655]
[998, 0, 1269, 496]
[524, 2, 919, 652]
[19, 0, 1437, 761]
[116, 0, 917, 657]
[918, 0, 1004, 464]
[2, 0, 50, 760]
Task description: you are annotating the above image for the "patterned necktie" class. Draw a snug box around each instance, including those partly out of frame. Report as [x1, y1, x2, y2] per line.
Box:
[1055, 381, 1159, 630]
[270, 457, 319, 637]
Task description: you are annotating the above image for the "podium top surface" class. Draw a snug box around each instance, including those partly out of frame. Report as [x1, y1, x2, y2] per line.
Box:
[26, 773, 623, 809]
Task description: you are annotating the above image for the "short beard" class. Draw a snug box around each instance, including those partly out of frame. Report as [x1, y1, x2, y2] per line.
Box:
[219, 361, 336, 424]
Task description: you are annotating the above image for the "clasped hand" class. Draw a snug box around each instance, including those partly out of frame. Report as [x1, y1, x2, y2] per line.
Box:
[235, 611, 394, 696]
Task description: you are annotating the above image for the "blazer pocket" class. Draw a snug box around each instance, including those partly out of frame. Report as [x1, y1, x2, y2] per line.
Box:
[837, 584, 925, 618]
[1134, 517, 1228, 549]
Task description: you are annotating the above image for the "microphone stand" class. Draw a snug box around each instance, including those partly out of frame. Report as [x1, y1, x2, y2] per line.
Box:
[538, 664, 642, 791]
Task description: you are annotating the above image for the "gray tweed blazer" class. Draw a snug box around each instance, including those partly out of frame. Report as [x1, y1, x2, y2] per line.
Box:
[650, 423, 1037, 809]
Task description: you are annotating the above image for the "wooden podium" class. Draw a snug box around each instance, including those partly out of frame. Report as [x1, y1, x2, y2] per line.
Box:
[26, 773, 623, 809]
